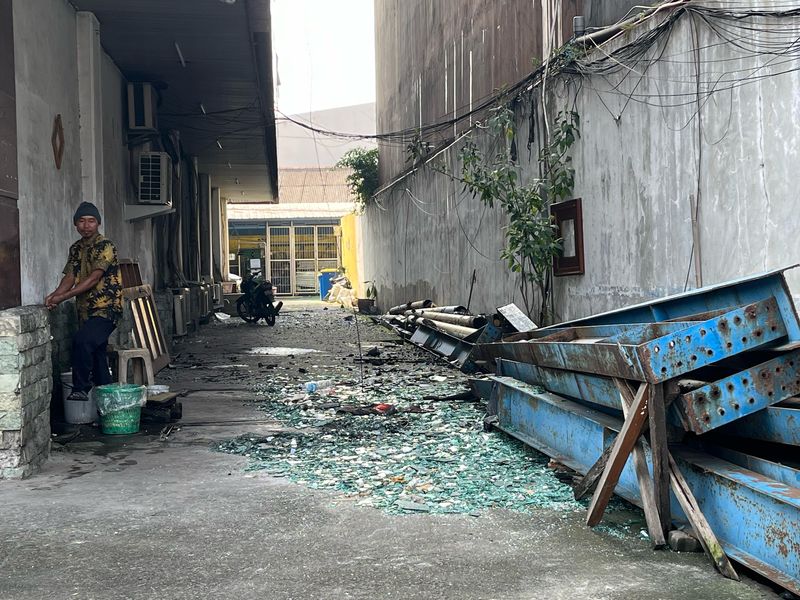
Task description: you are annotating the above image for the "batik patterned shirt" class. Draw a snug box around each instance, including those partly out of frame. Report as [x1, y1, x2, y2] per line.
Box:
[63, 233, 123, 323]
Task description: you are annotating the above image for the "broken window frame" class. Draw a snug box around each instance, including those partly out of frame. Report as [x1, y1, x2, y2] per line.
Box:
[550, 198, 585, 277]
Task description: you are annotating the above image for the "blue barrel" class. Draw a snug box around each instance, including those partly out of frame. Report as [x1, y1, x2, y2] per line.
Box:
[318, 270, 337, 300]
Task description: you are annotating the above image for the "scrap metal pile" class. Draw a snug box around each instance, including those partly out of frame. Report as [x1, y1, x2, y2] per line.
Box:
[378, 300, 536, 372]
[473, 269, 800, 595]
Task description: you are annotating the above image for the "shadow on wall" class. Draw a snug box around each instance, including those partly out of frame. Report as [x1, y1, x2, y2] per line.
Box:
[377, 279, 440, 315]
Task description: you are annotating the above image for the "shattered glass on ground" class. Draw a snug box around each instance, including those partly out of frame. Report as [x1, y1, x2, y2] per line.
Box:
[216, 378, 586, 516]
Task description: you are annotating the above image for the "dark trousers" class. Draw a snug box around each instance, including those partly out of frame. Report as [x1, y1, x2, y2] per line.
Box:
[72, 317, 116, 393]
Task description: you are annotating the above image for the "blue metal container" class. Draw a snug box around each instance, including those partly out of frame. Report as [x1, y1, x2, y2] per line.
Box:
[318, 270, 337, 300]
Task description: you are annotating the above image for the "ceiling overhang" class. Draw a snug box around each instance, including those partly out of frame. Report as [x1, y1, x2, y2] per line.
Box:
[70, 0, 278, 203]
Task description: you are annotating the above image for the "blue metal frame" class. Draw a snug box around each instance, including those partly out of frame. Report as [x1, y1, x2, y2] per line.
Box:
[719, 406, 800, 446]
[676, 350, 800, 434]
[509, 298, 787, 383]
[409, 322, 501, 372]
[544, 267, 800, 346]
[489, 376, 800, 594]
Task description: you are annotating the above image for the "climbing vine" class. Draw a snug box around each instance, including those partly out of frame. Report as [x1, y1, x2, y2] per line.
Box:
[337, 147, 379, 212]
[457, 106, 580, 324]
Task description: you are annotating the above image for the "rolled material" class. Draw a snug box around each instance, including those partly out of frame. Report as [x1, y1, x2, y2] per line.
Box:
[419, 318, 479, 339]
[411, 310, 487, 329]
[388, 299, 434, 315]
[424, 305, 468, 315]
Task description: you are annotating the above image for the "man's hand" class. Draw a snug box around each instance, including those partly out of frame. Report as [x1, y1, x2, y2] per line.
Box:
[46, 273, 75, 310]
[45, 293, 65, 310]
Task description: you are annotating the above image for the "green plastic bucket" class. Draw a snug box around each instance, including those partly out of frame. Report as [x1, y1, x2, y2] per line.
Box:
[95, 383, 145, 435]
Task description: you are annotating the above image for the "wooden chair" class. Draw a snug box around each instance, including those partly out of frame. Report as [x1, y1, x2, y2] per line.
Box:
[113, 284, 170, 385]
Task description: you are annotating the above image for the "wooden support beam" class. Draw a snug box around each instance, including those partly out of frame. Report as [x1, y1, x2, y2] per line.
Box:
[573, 442, 613, 500]
[586, 382, 650, 527]
[668, 452, 739, 581]
[614, 378, 665, 548]
[649, 383, 671, 538]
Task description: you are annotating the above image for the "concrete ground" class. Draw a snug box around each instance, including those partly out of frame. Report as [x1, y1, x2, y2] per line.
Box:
[0, 300, 779, 600]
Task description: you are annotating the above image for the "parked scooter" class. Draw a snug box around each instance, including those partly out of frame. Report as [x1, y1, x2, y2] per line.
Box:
[236, 271, 283, 326]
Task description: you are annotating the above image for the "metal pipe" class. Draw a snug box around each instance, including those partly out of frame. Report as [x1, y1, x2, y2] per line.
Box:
[424, 305, 468, 315]
[409, 310, 486, 329]
[388, 299, 434, 315]
[418, 318, 478, 339]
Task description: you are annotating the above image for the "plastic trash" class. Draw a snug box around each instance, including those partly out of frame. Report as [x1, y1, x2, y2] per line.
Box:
[303, 379, 334, 393]
[290, 438, 297, 455]
[94, 383, 147, 416]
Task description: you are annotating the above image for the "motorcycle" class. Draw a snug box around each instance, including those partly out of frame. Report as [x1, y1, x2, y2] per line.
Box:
[236, 272, 283, 326]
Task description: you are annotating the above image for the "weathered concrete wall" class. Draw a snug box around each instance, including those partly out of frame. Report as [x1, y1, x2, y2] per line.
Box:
[374, 0, 641, 183]
[364, 6, 800, 321]
[13, 0, 82, 306]
[13, 0, 155, 302]
[0, 307, 52, 479]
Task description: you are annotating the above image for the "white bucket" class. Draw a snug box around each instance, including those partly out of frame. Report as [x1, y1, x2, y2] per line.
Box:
[61, 372, 98, 424]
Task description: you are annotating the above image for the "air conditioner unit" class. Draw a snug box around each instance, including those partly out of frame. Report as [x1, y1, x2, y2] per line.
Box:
[127, 82, 158, 131]
[138, 152, 172, 204]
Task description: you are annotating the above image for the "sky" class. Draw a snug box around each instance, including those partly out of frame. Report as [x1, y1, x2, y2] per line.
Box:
[271, 0, 376, 117]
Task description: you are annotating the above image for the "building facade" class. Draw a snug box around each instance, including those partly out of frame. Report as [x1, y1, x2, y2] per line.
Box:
[365, 0, 800, 322]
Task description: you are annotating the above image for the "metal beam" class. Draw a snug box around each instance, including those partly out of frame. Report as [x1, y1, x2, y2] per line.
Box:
[542, 267, 800, 347]
[677, 350, 800, 434]
[524, 298, 787, 383]
[719, 406, 800, 446]
[488, 376, 800, 594]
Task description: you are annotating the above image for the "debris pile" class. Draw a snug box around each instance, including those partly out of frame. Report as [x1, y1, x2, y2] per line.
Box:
[377, 300, 537, 372]
[217, 377, 586, 516]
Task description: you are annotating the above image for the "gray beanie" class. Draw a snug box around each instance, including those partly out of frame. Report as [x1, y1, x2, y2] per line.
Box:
[73, 202, 102, 225]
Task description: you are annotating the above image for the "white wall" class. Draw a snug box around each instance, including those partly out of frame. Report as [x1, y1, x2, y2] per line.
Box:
[14, 0, 82, 305]
[13, 0, 155, 303]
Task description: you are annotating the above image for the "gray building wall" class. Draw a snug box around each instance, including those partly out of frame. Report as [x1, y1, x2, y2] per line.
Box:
[364, 4, 800, 321]
[374, 0, 642, 183]
[14, 0, 83, 305]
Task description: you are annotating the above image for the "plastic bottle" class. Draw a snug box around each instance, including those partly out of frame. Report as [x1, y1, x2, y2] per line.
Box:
[304, 379, 334, 393]
[290, 438, 297, 455]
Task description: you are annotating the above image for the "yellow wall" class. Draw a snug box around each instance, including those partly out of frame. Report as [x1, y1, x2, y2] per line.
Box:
[340, 213, 362, 296]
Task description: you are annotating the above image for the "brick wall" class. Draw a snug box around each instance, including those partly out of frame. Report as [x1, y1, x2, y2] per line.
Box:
[0, 306, 52, 479]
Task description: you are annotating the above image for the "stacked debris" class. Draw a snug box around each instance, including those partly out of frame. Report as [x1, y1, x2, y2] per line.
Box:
[475, 269, 800, 595]
[378, 300, 537, 372]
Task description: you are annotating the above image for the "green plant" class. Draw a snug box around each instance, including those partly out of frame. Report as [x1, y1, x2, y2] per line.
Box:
[458, 106, 579, 324]
[337, 148, 379, 212]
[364, 280, 377, 300]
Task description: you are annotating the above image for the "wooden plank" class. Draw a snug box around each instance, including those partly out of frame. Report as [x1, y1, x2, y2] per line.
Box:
[130, 300, 149, 356]
[144, 295, 167, 356]
[614, 378, 665, 548]
[587, 382, 650, 526]
[146, 392, 179, 405]
[668, 452, 739, 580]
[573, 443, 613, 500]
[649, 383, 671, 538]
